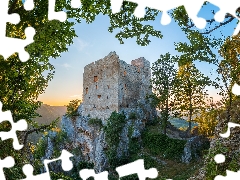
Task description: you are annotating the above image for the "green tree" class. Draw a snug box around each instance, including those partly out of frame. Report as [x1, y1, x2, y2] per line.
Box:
[0, 0, 98, 178]
[216, 34, 240, 123]
[150, 53, 177, 135]
[65, 99, 81, 118]
[173, 62, 212, 134]
[194, 98, 219, 137]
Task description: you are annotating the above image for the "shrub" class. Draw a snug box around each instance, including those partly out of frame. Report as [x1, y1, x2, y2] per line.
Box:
[142, 131, 186, 160]
[194, 107, 218, 137]
[103, 111, 126, 169]
[65, 99, 81, 119]
[88, 118, 103, 128]
[129, 112, 137, 120]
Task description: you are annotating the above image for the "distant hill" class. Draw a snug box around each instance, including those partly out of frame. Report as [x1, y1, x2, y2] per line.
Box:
[34, 104, 67, 126]
[28, 104, 67, 144]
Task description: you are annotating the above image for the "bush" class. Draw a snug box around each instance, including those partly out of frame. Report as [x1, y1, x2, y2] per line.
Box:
[88, 118, 103, 128]
[194, 107, 218, 137]
[65, 99, 81, 119]
[103, 111, 126, 169]
[142, 131, 186, 160]
[129, 112, 137, 120]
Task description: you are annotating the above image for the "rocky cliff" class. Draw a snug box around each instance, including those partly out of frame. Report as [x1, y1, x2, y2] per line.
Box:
[59, 103, 155, 172]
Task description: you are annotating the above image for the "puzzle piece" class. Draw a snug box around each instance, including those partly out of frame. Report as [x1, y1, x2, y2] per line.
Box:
[116, 159, 158, 180]
[79, 169, 108, 180]
[214, 154, 225, 164]
[110, 0, 240, 34]
[0, 101, 28, 150]
[71, 0, 81, 8]
[21, 149, 73, 180]
[208, 0, 240, 35]
[24, 0, 34, 11]
[0, 0, 36, 62]
[0, 156, 15, 180]
[212, 86, 240, 179]
[232, 83, 240, 96]
[48, 0, 67, 22]
[220, 122, 240, 138]
[215, 170, 240, 180]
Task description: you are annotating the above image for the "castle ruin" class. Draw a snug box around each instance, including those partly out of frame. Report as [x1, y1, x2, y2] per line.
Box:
[80, 51, 156, 121]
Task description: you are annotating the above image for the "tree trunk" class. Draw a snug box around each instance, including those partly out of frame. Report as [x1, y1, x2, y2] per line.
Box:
[226, 91, 232, 122]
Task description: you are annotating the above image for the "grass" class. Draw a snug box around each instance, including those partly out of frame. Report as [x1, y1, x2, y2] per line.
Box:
[136, 120, 204, 180]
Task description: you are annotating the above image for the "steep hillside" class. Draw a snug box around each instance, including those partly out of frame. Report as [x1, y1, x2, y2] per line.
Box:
[28, 104, 67, 144]
[34, 104, 67, 125]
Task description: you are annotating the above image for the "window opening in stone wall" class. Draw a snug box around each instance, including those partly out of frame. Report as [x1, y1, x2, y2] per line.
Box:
[107, 85, 110, 89]
[127, 104, 129, 108]
[107, 96, 108, 99]
[96, 85, 98, 89]
[124, 84, 127, 88]
[98, 95, 101, 99]
[86, 87, 88, 94]
[124, 71, 127, 76]
[94, 76, 98, 82]
[89, 97, 90, 99]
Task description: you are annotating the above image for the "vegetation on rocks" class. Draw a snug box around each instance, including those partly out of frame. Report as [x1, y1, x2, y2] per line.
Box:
[88, 118, 103, 128]
[65, 99, 81, 119]
[103, 111, 126, 170]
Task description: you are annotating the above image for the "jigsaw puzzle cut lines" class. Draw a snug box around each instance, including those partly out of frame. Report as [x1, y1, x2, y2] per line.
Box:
[0, 101, 28, 150]
[0, 156, 15, 180]
[21, 150, 74, 180]
[79, 169, 109, 180]
[0, 0, 35, 62]
[71, 0, 82, 8]
[116, 159, 158, 180]
[110, 0, 240, 34]
[48, 0, 67, 22]
[214, 154, 225, 164]
[24, 0, 34, 11]
[232, 83, 240, 96]
[220, 122, 240, 138]
[0, 0, 240, 179]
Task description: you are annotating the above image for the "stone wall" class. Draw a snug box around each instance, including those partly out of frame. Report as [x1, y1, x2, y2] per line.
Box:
[81, 52, 120, 119]
[81, 51, 156, 121]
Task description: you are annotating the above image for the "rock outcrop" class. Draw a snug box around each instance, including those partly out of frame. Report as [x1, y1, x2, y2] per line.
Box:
[60, 104, 149, 172]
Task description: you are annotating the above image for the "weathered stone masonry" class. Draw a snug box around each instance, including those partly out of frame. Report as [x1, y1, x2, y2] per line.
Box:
[81, 51, 155, 121]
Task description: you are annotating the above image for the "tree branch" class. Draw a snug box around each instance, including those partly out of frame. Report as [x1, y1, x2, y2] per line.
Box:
[21, 124, 51, 150]
[201, 17, 235, 35]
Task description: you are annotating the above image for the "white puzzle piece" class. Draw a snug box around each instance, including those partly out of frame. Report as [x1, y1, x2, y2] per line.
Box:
[0, 101, 28, 150]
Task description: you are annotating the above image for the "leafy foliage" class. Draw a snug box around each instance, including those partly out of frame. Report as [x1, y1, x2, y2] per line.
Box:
[173, 61, 212, 132]
[65, 99, 81, 119]
[142, 130, 186, 160]
[88, 117, 103, 128]
[128, 112, 137, 120]
[103, 111, 126, 169]
[194, 102, 219, 137]
[150, 53, 177, 134]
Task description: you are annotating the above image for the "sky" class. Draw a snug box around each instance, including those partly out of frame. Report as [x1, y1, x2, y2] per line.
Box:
[37, 3, 238, 106]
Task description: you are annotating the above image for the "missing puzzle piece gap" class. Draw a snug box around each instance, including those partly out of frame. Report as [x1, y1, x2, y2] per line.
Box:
[220, 122, 240, 138]
[71, 0, 81, 8]
[214, 154, 225, 164]
[24, 0, 34, 11]
[232, 83, 240, 96]
[215, 170, 240, 180]
[0, 156, 15, 180]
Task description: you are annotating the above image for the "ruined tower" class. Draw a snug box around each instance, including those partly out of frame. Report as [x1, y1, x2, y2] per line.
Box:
[81, 51, 156, 120]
